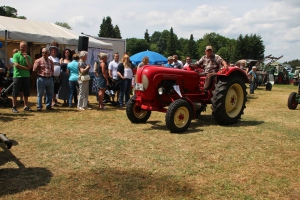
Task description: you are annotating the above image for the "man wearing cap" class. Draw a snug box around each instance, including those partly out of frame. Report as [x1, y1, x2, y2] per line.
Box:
[190, 45, 228, 90]
[11, 41, 33, 113]
[163, 56, 174, 68]
[48, 44, 61, 106]
[247, 66, 257, 94]
[33, 48, 54, 111]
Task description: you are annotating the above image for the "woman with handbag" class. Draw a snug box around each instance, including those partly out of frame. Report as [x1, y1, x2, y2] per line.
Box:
[94, 52, 109, 110]
[77, 51, 91, 110]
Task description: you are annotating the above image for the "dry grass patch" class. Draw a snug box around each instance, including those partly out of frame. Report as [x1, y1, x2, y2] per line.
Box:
[1, 84, 300, 199]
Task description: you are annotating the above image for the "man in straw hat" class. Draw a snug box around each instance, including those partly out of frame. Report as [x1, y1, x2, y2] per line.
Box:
[48, 43, 61, 106]
[189, 45, 228, 90]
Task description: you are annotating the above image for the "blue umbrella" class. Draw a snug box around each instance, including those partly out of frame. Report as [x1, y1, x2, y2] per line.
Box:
[130, 50, 167, 66]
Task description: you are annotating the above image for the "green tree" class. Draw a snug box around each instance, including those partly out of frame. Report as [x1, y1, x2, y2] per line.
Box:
[184, 34, 197, 59]
[217, 47, 230, 62]
[0, 5, 26, 19]
[179, 37, 189, 59]
[113, 25, 122, 39]
[144, 29, 150, 43]
[200, 32, 228, 53]
[126, 38, 150, 55]
[227, 38, 236, 62]
[55, 22, 72, 30]
[234, 34, 264, 61]
[166, 27, 176, 56]
[98, 16, 116, 38]
[149, 43, 158, 52]
[150, 31, 161, 44]
[283, 59, 300, 68]
[157, 30, 169, 55]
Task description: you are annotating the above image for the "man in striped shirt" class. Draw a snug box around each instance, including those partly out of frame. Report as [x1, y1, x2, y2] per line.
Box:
[33, 48, 54, 111]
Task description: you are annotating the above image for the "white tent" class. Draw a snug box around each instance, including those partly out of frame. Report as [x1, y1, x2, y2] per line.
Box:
[0, 16, 112, 49]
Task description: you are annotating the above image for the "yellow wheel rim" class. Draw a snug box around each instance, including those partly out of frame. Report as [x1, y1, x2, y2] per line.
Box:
[133, 105, 148, 119]
[225, 83, 244, 118]
[174, 106, 189, 128]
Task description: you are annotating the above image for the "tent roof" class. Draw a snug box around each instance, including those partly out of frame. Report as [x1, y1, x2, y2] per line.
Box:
[0, 16, 112, 49]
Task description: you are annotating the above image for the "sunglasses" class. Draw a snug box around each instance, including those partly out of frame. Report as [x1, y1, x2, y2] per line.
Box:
[42, 52, 48, 54]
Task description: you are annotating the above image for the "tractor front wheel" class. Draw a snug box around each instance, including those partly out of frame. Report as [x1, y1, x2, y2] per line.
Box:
[266, 82, 272, 91]
[126, 95, 151, 123]
[287, 92, 298, 110]
[165, 99, 192, 133]
[211, 75, 246, 125]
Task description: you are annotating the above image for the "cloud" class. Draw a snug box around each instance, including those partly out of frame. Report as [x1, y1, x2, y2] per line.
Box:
[283, 26, 300, 43]
[69, 16, 94, 27]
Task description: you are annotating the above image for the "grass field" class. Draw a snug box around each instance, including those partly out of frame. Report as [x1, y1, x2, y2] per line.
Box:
[0, 84, 300, 199]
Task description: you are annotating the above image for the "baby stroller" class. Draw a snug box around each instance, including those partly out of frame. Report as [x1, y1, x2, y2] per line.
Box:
[0, 80, 13, 107]
[97, 78, 120, 106]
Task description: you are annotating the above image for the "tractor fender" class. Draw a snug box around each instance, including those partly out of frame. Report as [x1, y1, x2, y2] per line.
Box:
[217, 67, 249, 83]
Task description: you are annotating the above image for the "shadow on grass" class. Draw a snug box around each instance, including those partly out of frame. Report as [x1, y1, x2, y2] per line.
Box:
[195, 115, 264, 127]
[60, 167, 195, 199]
[0, 113, 34, 122]
[195, 115, 218, 126]
[145, 120, 203, 134]
[0, 141, 53, 197]
[231, 120, 264, 127]
[246, 95, 259, 100]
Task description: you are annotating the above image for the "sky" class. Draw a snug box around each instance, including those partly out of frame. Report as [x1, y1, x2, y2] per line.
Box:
[2, 0, 300, 62]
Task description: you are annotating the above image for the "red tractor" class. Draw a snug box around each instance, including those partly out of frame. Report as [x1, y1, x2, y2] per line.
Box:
[126, 65, 249, 133]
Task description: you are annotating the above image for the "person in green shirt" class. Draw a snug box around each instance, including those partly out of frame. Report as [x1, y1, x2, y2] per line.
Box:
[12, 41, 33, 113]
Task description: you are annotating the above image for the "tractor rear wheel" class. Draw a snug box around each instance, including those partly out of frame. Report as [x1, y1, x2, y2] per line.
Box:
[266, 82, 272, 91]
[126, 95, 151, 123]
[166, 99, 192, 133]
[211, 75, 246, 125]
[287, 92, 298, 110]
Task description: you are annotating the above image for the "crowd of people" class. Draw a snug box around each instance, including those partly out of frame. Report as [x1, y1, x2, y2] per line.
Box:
[3, 42, 258, 113]
[5, 41, 134, 113]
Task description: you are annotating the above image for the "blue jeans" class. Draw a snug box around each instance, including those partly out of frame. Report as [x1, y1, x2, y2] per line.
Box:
[37, 76, 54, 108]
[69, 81, 78, 106]
[119, 79, 132, 106]
[250, 81, 255, 94]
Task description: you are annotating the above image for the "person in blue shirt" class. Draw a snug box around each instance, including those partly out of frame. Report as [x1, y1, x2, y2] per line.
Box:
[66, 54, 80, 107]
[247, 66, 257, 94]
[163, 56, 174, 68]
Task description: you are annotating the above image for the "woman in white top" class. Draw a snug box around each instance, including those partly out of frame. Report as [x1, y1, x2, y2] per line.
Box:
[117, 55, 133, 107]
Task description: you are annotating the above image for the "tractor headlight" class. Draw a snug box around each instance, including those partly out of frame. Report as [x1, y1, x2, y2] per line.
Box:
[142, 74, 149, 90]
[158, 87, 165, 95]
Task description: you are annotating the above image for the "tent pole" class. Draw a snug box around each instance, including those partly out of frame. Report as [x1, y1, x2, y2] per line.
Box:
[4, 30, 8, 70]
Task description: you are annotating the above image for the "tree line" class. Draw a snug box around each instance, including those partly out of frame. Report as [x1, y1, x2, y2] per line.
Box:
[99, 16, 265, 63]
[1, 6, 299, 67]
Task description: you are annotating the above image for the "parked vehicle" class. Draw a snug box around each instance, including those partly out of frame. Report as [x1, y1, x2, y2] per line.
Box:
[126, 65, 248, 133]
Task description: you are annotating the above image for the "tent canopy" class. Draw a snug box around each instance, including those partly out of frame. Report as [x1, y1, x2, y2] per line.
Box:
[0, 16, 112, 49]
